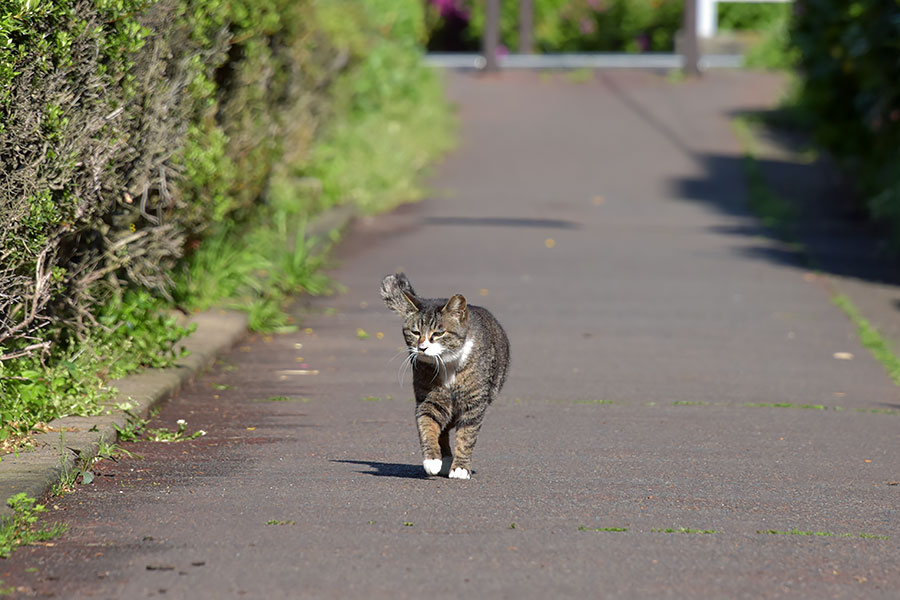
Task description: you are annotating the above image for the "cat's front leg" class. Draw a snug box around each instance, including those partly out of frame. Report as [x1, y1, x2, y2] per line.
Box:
[449, 415, 485, 480]
[415, 395, 452, 477]
[438, 428, 453, 476]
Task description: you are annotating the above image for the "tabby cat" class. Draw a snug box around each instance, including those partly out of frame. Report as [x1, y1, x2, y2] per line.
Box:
[381, 272, 510, 479]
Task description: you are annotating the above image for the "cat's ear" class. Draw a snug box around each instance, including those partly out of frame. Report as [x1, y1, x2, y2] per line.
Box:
[442, 294, 468, 323]
[382, 273, 421, 315]
[401, 290, 422, 313]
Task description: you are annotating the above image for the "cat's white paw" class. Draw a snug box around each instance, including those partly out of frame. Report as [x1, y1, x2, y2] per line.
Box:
[440, 456, 453, 476]
[423, 458, 443, 476]
[448, 467, 470, 480]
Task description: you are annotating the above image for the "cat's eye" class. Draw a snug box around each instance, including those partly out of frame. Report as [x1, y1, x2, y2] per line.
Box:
[409, 329, 420, 336]
[432, 330, 445, 338]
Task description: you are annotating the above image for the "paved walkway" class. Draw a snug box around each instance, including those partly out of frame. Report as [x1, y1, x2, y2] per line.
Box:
[4, 70, 899, 599]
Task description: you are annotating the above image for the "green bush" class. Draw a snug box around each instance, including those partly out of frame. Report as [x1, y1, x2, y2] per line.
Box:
[309, 1, 455, 214]
[718, 2, 791, 31]
[176, 0, 454, 326]
[0, 290, 191, 448]
[742, 7, 797, 70]
[0, 0, 454, 446]
[791, 0, 900, 236]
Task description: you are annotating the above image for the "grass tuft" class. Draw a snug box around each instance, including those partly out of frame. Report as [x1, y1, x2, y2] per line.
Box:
[832, 294, 900, 387]
[0, 494, 67, 558]
[758, 528, 889, 540]
[744, 402, 825, 410]
[652, 527, 717, 534]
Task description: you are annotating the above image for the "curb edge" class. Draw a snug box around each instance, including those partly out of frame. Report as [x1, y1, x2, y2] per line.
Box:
[0, 204, 357, 519]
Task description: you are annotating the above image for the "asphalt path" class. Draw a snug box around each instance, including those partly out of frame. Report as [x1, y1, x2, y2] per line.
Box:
[3, 70, 899, 599]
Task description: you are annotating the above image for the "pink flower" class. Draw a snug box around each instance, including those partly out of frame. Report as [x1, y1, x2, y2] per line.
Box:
[431, 0, 469, 19]
[636, 33, 650, 52]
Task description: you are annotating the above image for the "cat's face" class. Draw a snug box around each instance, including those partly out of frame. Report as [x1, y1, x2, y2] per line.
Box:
[402, 295, 469, 363]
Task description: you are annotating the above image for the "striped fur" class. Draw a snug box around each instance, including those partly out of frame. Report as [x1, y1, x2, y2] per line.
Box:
[381, 273, 510, 479]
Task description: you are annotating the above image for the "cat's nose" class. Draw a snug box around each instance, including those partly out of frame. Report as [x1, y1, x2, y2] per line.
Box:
[418, 343, 428, 352]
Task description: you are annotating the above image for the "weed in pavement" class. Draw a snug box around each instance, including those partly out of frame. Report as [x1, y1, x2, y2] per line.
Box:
[0, 494, 67, 558]
[744, 402, 826, 410]
[652, 527, 718, 534]
[832, 294, 900, 387]
[758, 529, 889, 540]
[361, 395, 393, 402]
[113, 409, 153, 443]
[562, 399, 615, 405]
[144, 419, 207, 443]
[856, 407, 900, 416]
[258, 396, 312, 403]
[52, 434, 131, 496]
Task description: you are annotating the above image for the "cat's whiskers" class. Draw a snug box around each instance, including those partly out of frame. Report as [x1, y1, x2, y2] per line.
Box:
[429, 353, 442, 383]
[398, 347, 417, 386]
[387, 347, 411, 364]
[434, 353, 451, 384]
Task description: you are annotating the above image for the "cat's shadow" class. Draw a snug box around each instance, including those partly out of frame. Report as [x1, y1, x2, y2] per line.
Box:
[332, 459, 426, 479]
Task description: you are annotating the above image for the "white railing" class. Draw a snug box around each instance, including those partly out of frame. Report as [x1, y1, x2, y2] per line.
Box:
[697, 0, 793, 38]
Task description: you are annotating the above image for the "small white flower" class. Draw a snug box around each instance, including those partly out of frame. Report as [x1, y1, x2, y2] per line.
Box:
[176, 419, 187, 426]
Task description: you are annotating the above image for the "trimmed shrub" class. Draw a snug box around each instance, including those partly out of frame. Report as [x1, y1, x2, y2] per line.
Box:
[0, 0, 434, 353]
[0, 0, 453, 444]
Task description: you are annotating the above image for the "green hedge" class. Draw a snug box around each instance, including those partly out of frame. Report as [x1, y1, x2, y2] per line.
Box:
[0, 0, 329, 347]
[791, 0, 900, 234]
[0, 0, 454, 446]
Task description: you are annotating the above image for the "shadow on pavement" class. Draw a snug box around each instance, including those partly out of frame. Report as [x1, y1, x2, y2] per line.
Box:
[332, 459, 426, 479]
[595, 69, 900, 292]
[668, 115, 900, 292]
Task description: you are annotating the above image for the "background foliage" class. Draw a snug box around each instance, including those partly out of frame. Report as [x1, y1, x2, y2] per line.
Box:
[791, 0, 900, 236]
[427, 0, 788, 54]
[0, 0, 453, 445]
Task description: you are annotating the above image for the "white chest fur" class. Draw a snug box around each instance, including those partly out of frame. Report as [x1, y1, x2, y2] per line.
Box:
[439, 337, 474, 387]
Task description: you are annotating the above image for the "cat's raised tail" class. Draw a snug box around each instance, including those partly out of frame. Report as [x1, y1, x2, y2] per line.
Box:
[381, 272, 420, 316]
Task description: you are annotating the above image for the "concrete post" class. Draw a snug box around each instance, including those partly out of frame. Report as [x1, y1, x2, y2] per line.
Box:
[519, 0, 534, 54]
[682, 0, 700, 77]
[483, 0, 500, 72]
